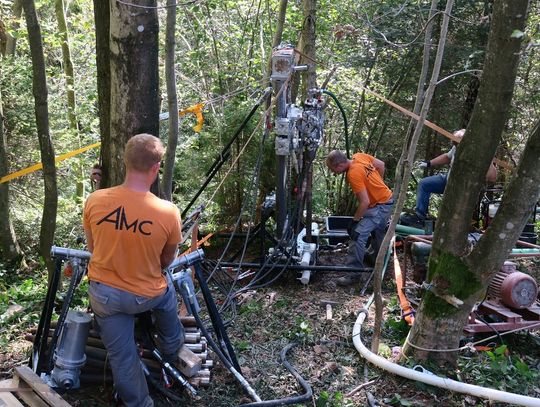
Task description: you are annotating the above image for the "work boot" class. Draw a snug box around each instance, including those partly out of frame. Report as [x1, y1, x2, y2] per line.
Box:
[399, 213, 425, 229]
[336, 273, 363, 286]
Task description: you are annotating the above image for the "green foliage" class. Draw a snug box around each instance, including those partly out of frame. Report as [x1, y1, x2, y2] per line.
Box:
[315, 390, 353, 407]
[239, 299, 263, 315]
[286, 316, 313, 343]
[458, 345, 540, 395]
[0, 269, 48, 349]
[382, 296, 410, 344]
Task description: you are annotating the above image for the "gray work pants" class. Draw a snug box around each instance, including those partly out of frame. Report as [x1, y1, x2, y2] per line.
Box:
[89, 280, 183, 407]
[347, 201, 393, 269]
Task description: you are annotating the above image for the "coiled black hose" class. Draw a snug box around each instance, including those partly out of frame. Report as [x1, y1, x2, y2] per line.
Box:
[240, 342, 313, 406]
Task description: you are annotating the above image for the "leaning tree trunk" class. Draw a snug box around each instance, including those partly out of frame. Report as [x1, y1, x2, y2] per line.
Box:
[0, 69, 24, 264]
[93, 0, 110, 184]
[371, 0, 454, 353]
[405, 0, 530, 366]
[106, 0, 160, 190]
[55, 0, 84, 198]
[256, 0, 288, 223]
[23, 0, 58, 278]
[161, 0, 178, 201]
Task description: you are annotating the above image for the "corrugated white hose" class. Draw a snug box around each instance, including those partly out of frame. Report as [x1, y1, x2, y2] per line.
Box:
[352, 309, 540, 406]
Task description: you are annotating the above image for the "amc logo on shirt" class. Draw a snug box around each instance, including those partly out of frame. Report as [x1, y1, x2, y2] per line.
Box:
[97, 206, 153, 236]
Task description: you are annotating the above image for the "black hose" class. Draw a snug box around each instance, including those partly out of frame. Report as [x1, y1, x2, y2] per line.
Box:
[240, 342, 313, 406]
[322, 89, 349, 159]
[190, 307, 261, 402]
[182, 88, 271, 218]
[140, 360, 186, 403]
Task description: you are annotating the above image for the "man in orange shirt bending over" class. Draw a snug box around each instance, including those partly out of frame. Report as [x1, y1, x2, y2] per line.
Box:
[326, 150, 393, 285]
[83, 134, 183, 407]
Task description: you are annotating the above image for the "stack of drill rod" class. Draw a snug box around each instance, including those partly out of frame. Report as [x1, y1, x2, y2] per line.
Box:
[26, 315, 213, 388]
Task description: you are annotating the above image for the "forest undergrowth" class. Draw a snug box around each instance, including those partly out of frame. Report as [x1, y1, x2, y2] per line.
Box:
[1, 251, 539, 407]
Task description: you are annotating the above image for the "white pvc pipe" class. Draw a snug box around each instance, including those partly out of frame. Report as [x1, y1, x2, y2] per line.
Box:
[352, 311, 540, 406]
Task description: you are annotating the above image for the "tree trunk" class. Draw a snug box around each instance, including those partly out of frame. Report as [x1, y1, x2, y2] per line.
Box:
[5, 0, 22, 56]
[22, 0, 58, 277]
[0, 68, 23, 264]
[107, 0, 160, 189]
[161, 0, 178, 201]
[55, 0, 84, 198]
[263, 0, 288, 85]
[93, 0, 110, 186]
[405, 0, 530, 365]
[299, 0, 317, 101]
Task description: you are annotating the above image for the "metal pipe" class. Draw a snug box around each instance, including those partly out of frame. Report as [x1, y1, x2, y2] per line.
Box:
[396, 224, 426, 235]
[218, 261, 372, 273]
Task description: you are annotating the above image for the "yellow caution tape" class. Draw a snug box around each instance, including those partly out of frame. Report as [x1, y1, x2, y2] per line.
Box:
[0, 141, 101, 184]
[179, 103, 204, 133]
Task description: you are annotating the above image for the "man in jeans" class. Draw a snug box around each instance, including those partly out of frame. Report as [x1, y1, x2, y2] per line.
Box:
[326, 150, 393, 285]
[402, 129, 497, 228]
[83, 134, 184, 407]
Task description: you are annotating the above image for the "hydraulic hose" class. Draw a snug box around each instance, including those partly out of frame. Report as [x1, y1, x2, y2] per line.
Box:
[322, 89, 349, 159]
[190, 308, 262, 402]
[240, 342, 313, 407]
[140, 360, 186, 402]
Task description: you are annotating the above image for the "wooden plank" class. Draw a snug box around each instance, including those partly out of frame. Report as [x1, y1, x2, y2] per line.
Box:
[177, 345, 202, 378]
[0, 394, 25, 407]
[13, 367, 71, 407]
[0, 380, 25, 407]
[9, 378, 48, 407]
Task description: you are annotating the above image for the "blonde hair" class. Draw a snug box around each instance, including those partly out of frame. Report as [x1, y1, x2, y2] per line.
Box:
[124, 133, 165, 172]
[326, 150, 348, 168]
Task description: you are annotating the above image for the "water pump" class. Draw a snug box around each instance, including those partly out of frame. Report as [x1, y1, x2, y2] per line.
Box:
[51, 310, 92, 389]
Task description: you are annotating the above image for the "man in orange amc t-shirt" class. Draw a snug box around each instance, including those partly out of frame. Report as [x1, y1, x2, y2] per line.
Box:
[83, 134, 183, 407]
[326, 150, 393, 285]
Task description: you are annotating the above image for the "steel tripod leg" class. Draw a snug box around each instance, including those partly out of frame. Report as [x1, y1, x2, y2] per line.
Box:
[192, 262, 241, 372]
[32, 259, 62, 374]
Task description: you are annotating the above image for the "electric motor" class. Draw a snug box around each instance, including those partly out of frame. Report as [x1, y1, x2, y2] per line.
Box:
[488, 261, 538, 309]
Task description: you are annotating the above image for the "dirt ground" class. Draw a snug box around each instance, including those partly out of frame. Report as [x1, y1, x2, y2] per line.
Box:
[2, 247, 539, 407]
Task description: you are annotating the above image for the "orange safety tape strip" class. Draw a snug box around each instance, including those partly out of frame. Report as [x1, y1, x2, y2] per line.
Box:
[360, 86, 513, 170]
[394, 238, 415, 326]
[0, 141, 101, 184]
